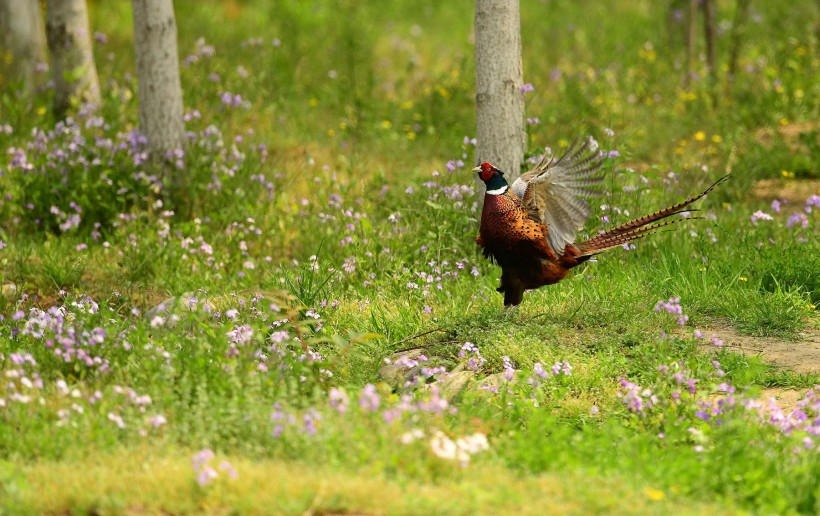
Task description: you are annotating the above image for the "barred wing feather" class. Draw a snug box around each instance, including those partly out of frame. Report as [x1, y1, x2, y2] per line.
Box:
[519, 138, 606, 253]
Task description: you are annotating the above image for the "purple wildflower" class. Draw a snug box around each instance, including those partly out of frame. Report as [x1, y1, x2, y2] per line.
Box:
[329, 388, 349, 414]
[502, 356, 516, 381]
[458, 342, 486, 371]
[359, 384, 380, 412]
[787, 212, 809, 229]
[219, 461, 239, 480]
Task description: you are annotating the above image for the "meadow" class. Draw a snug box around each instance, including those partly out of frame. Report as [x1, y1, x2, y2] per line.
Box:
[0, 0, 818, 513]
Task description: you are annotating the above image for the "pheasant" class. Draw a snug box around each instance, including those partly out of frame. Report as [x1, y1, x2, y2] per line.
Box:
[473, 138, 730, 306]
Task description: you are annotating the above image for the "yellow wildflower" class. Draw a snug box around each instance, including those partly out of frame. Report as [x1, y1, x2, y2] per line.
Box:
[678, 91, 696, 102]
[644, 488, 665, 501]
[435, 85, 450, 98]
[694, 131, 706, 142]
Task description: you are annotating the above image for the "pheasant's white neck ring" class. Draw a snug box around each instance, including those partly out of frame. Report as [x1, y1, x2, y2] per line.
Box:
[487, 185, 509, 195]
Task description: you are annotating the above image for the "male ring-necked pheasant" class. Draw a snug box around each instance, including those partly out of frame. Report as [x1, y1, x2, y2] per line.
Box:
[474, 138, 729, 306]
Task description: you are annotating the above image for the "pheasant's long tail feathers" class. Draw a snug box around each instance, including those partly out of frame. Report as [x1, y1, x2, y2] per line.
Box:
[574, 174, 730, 257]
[575, 217, 701, 256]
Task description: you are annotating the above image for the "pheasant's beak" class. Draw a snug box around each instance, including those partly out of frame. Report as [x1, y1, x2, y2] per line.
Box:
[471, 166, 482, 174]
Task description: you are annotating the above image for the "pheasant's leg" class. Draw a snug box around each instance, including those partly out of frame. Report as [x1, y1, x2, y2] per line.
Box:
[499, 269, 525, 306]
[503, 288, 524, 306]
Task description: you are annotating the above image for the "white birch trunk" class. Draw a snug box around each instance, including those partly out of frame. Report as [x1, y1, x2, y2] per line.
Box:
[132, 0, 185, 159]
[0, 0, 47, 93]
[475, 0, 526, 183]
[45, 0, 100, 114]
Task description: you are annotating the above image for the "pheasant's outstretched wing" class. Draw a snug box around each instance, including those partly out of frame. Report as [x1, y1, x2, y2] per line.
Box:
[520, 137, 606, 253]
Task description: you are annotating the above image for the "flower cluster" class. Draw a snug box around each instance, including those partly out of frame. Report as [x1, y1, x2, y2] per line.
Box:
[618, 378, 659, 414]
[191, 449, 238, 487]
[654, 297, 689, 326]
[458, 342, 486, 371]
[429, 431, 490, 466]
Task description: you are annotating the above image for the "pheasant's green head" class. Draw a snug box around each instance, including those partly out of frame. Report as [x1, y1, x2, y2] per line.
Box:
[472, 162, 508, 194]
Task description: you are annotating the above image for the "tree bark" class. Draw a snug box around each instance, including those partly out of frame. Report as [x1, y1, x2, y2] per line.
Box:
[0, 0, 47, 94]
[46, 0, 101, 115]
[702, 0, 717, 106]
[665, 0, 688, 50]
[475, 0, 526, 184]
[726, 0, 751, 96]
[684, 0, 698, 88]
[132, 0, 185, 160]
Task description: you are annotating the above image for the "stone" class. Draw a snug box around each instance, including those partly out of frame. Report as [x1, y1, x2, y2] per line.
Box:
[379, 349, 427, 386]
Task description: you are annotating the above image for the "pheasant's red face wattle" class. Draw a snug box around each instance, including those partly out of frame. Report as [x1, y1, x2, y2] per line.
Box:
[479, 162, 495, 181]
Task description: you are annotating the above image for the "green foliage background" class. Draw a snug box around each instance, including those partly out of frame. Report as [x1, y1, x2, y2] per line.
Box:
[0, 0, 818, 513]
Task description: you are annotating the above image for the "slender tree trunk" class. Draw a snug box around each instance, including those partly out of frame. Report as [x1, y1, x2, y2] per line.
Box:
[475, 0, 526, 184]
[46, 0, 100, 115]
[702, 0, 717, 106]
[665, 0, 688, 49]
[684, 0, 698, 88]
[0, 0, 47, 94]
[132, 0, 185, 160]
[726, 0, 751, 96]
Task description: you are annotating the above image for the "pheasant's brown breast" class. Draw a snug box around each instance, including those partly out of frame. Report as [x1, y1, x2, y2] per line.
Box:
[480, 193, 549, 257]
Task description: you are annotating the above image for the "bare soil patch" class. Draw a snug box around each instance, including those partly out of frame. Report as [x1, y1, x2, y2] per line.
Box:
[751, 178, 820, 203]
[699, 324, 820, 411]
[758, 387, 805, 413]
[700, 324, 820, 375]
[754, 121, 819, 151]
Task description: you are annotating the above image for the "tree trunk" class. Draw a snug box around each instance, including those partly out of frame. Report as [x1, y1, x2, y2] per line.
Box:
[0, 0, 47, 94]
[665, 0, 688, 50]
[45, 0, 100, 115]
[726, 0, 751, 96]
[132, 0, 185, 160]
[474, 0, 526, 184]
[702, 0, 717, 106]
[684, 0, 698, 88]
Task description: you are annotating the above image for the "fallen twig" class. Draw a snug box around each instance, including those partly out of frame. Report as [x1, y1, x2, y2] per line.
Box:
[697, 341, 764, 353]
[391, 327, 450, 353]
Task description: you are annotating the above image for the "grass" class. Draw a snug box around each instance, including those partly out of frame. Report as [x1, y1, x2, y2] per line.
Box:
[0, 0, 818, 513]
[4, 448, 733, 515]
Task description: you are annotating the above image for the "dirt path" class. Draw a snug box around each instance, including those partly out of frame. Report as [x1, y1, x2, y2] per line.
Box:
[701, 324, 820, 411]
[703, 325, 820, 375]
